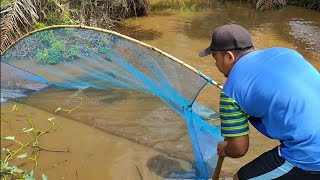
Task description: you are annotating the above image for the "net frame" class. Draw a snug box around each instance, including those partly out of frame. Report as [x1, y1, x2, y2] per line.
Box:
[0, 25, 224, 179]
[1, 25, 223, 90]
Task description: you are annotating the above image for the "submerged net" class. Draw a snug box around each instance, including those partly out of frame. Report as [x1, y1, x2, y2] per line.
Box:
[0, 26, 223, 179]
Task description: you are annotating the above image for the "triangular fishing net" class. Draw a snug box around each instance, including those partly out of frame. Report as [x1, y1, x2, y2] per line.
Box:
[1, 26, 223, 179]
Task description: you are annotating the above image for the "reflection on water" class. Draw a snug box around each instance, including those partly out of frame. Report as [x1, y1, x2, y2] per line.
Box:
[122, 1, 320, 69]
[289, 20, 320, 56]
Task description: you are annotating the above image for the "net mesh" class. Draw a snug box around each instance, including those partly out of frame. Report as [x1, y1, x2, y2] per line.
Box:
[0, 26, 223, 179]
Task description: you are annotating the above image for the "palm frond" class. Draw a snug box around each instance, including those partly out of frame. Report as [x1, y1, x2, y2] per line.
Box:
[0, 0, 38, 53]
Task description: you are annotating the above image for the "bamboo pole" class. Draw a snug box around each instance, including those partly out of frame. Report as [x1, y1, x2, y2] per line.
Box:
[0, 25, 223, 89]
[212, 156, 224, 180]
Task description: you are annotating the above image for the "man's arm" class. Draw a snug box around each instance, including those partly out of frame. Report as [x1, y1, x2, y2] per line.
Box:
[218, 91, 250, 157]
[217, 135, 249, 158]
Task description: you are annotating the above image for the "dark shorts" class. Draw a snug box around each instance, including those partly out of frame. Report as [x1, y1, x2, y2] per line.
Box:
[238, 146, 320, 180]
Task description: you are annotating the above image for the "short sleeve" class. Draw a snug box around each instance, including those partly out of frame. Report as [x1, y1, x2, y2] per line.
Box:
[220, 92, 249, 137]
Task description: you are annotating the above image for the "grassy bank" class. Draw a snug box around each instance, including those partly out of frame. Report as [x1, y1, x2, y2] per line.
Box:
[1, 0, 319, 53]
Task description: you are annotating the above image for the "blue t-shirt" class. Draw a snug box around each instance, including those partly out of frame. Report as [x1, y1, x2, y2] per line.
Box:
[220, 47, 320, 171]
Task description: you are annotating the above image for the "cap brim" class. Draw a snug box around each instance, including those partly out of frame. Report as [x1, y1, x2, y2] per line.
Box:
[199, 47, 214, 57]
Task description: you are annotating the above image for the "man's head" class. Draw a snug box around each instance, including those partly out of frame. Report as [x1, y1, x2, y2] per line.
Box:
[199, 24, 254, 77]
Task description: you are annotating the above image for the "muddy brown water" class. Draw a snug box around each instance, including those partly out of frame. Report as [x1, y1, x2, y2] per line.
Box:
[1, 1, 319, 179]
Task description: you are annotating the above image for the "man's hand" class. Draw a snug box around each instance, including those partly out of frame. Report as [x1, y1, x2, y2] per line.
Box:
[217, 141, 228, 157]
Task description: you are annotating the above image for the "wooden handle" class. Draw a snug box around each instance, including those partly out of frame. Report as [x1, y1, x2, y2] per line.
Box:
[212, 156, 224, 180]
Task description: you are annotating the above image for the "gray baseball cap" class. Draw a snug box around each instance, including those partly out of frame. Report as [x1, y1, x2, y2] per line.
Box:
[199, 24, 253, 57]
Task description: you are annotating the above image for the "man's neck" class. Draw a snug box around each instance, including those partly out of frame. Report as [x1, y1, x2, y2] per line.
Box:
[236, 49, 254, 61]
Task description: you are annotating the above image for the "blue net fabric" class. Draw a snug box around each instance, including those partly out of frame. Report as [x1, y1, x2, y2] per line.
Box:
[0, 27, 223, 179]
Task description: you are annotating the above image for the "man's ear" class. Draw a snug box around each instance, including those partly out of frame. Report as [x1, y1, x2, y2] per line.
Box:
[226, 51, 236, 64]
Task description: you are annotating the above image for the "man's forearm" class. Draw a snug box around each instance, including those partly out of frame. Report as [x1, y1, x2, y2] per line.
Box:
[224, 136, 249, 158]
[224, 142, 247, 158]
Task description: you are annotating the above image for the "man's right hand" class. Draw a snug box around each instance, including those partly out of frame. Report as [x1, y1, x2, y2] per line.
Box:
[217, 140, 229, 157]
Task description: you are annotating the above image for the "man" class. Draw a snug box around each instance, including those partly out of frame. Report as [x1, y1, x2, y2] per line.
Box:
[199, 24, 320, 180]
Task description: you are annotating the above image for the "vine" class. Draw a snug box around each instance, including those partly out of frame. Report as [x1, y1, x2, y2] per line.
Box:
[0, 105, 54, 180]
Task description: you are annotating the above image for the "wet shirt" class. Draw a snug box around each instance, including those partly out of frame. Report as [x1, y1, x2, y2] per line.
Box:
[219, 47, 320, 171]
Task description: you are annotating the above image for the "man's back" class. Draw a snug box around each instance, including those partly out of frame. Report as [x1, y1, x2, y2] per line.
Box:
[223, 47, 320, 171]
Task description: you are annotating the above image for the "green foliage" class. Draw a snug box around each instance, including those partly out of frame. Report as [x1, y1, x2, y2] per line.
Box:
[35, 30, 80, 65]
[45, 11, 78, 25]
[0, 161, 47, 180]
[43, 0, 79, 25]
[34, 22, 46, 29]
